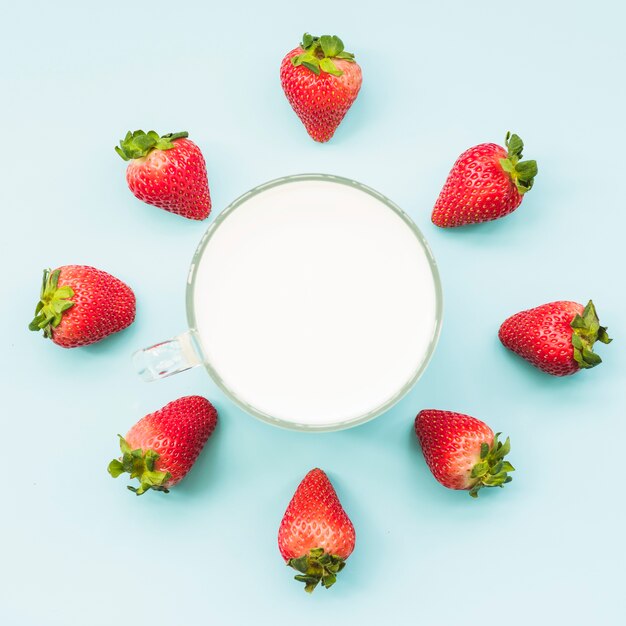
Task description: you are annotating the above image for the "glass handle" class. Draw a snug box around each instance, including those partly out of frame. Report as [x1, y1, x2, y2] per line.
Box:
[133, 330, 202, 382]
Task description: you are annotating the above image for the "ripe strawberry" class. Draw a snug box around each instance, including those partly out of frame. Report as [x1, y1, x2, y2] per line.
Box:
[432, 132, 538, 227]
[278, 468, 355, 593]
[499, 300, 612, 376]
[28, 266, 135, 348]
[414, 410, 514, 498]
[108, 396, 218, 495]
[280, 33, 362, 143]
[115, 130, 211, 220]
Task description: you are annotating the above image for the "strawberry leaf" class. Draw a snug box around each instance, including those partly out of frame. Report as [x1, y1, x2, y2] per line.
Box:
[321, 572, 337, 588]
[301, 32, 316, 48]
[500, 132, 538, 194]
[499, 158, 515, 173]
[289, 556, 309, 573]
[494, 435, 511, 459]
[470, 461, 489, 479]
[115, 129, 188, 160]
[320, 35, 344, 57]
[490, 461, 504, 475]
[467, 432, 514, 498]
[505, 133, 524, 159]
[570, 300, 612, 369]
[287, 549, 347, 593]
[290, 32, 356, 76]
[516, 160, 538, 177]
[108, 435, 171, 496]
[107, 459, 125, 478]
[28, 269, 75, 339]
[302, 61, 321, 75]
[319, 57, 341, 76]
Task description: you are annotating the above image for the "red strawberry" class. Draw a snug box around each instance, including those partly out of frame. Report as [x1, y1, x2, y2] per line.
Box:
[28, 266, 135, 348]
[414, 410, 514, 498]
[432, 132, 538, 227]
[108, 396, 218, 495]
[280, 33, 362, 143]
[115, 130, 211, 220]
[499, 300, 612, 376]
[278, 468, 355, 592]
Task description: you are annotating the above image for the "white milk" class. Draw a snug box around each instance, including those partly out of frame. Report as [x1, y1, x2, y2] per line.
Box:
[192, 179, 439, 427]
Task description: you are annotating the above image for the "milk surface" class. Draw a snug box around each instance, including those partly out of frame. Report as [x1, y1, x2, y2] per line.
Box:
[192, 179, 438, 427]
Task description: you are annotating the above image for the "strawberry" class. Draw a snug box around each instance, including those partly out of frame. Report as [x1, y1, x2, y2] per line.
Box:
[499, 300, 612, 376]
[432, 132, 538, 227]
[28, 266, 135, 348]
[115, 130, 211, 220]
[108, 396, 218, 495]
[278, 468, 355, 593]
[414, 410, 514, 498]
[280, 33, 362, 143]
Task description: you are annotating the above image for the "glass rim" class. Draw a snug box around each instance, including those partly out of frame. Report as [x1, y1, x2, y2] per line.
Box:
[186, 173, 444, 432]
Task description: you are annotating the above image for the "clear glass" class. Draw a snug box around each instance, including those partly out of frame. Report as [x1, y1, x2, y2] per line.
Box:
[133, 173, 443, 432]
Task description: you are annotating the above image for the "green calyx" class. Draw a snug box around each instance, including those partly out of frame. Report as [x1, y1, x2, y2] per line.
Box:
[114, 130, 188, 161]
[290, 33, 355, 76]
[287, 548, 347, 593]
[107, 435, 171, 496]
[468, 433, 515, 498]
[570, 300, 612, 369]
[498, 131, 538, 194]
[28, 269, 75, 338]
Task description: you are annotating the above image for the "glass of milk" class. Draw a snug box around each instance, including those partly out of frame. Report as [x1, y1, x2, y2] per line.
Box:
[134, 174, 443, 431]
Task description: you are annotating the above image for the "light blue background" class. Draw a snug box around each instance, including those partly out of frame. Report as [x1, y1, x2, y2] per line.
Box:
[2, 1, 624, 624]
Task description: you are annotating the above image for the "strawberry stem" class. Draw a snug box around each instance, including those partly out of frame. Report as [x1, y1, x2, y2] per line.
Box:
[468, 433, 514, 498]
[498, 131, 538, 194]
[290, 33, 355, 76]
[287, 548, 347, 593]
[28, 269, 75, 339]
[107, 435, 171, 496]
[115, 130, 189, 161]
[570, 300, 612, 369]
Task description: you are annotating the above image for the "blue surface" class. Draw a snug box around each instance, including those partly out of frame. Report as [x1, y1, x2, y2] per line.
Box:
[2, 1, 624, 624]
